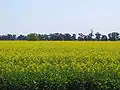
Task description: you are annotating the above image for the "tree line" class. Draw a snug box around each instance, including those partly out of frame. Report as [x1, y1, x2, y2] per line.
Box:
[0, 30, 120, 41]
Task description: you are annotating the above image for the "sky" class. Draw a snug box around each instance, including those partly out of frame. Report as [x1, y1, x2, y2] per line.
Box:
[0, 0, 120, 35]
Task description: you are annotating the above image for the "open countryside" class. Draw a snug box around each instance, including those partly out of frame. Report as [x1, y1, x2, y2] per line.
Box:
[1, 0, 120, 89]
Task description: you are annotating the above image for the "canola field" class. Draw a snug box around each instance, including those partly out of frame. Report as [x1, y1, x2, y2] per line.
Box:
[1, 41, 120, 90]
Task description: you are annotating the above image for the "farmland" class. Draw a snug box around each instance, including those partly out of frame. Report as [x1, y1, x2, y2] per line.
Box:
[1, 41, 120, 90]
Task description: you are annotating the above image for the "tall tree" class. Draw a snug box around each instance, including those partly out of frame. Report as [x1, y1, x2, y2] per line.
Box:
[78, 33, 84, 40]
[112, 32, 119, 40]
[88, 29, 94, 40]
[72, 34, 76, 40]
[17, 35, 27, 40]
[59, 33, 64, 40]
[108, 32, 119, 41]
[101, 35, 108, 41]
[27, 33, 39, 41]
[95, 32, 101, 41]
[64, 33, 72, 40]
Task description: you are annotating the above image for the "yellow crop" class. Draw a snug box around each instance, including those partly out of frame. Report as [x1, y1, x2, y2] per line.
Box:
[0, 41, 120, 89]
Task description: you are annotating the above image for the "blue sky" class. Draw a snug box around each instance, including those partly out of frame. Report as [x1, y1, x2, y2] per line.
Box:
[0, 0, 120, 35]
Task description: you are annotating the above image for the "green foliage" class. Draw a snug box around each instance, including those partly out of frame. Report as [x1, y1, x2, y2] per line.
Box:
[27, 33, 39, 41]
[1, 41, 120, 89]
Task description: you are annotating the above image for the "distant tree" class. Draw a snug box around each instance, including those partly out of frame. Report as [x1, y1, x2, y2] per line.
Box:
[7, 34, 12, 40]
[27, 33, 39, 41]
[12, 34, 16, 40]
[108, 33, 113, 40]
[0, 35, 1, 40]
[52, 33, 61, 40]
[101, 35, 108, 41]
[83, 35, 88, 41]
[87, 29, 94, 40]
[95, 32, 101, 41]
[44, 33, 64, 41]
[38, 34, 43, 40]
[17, 35, 27, 40]
[108, 32, 119, 41]
[0, 35, 7, 40]
[72, 34, 76, 40]
[48, 34, 53, 40]
[59, 33, 64, 40]
[38, 34, 49, 40]
[64, 33, 72, 40]
[78, 33, 84, 40]
[49, 33, 64, 40]
[6, 34, 16, 40]
[112, 32, 119, 40]
[84, 35, 92, 41]
[0, 31, 119, 41]
[89, 29, 94, 37]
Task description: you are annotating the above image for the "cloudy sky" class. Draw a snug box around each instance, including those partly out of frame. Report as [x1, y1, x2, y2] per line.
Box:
[0, 0, 120, 35]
